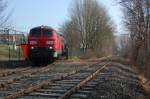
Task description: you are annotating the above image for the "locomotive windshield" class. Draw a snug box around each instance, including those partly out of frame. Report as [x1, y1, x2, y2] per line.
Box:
[42, 29, 53, 37]
[30, 28, 53, 37]
[30, 28, 41, 37]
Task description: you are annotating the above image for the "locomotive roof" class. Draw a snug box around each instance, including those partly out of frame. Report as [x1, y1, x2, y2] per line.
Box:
[31, 26, 54, 30]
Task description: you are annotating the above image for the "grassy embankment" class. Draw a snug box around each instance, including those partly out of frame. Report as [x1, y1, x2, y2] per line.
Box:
[0, 45, 21, 60]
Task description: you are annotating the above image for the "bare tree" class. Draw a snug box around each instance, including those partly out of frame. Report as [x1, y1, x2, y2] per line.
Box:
[0, 0, 9, 27]
[119, 0, 150, 78]
[60, 20, 81, 49]
[120, 0, 150, 63]
[60, 0, 114, 57]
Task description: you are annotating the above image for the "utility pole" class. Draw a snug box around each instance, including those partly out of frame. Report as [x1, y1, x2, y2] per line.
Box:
[5, 28, 10, 61]
[8, 29, 10, 61]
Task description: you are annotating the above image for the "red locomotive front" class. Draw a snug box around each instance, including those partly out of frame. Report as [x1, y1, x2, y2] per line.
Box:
[24, 26, 64, 63]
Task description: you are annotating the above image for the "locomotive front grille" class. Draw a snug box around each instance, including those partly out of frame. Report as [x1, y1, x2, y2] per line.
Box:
[28, 46, 54, 59]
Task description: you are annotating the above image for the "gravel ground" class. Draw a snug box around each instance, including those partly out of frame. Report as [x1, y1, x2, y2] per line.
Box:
[88, 62, 150, 99]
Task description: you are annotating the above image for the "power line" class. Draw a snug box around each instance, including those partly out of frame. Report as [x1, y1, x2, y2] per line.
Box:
[0, 26, 27, 34]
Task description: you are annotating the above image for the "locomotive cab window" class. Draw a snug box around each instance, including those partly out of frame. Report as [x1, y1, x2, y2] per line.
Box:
[30, 29, 41, 37]
[42, 29, 53, 37]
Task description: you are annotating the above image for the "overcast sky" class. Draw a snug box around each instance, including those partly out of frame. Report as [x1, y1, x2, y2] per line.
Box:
[7, 0, 124, 34]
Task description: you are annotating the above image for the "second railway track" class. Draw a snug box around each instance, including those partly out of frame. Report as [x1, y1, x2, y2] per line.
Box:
[0, 63, 58, 88]
[3, 61, 110, 99]
[0, 67, 31, 78]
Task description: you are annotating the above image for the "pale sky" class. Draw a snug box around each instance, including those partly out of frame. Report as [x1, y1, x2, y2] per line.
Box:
[6, 0, 123, 34]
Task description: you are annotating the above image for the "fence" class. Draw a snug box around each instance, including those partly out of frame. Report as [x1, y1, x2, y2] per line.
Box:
[0, 27, 27, 61]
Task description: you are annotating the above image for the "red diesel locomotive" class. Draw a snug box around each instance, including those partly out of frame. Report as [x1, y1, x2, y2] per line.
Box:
[21, 26, 66, 63]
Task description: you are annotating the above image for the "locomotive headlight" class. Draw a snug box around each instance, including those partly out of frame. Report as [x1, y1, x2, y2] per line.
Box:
[29, 41, 37, 45]
[31, 46, 34, 49]
[46, 40, 53, 45]
[49, 46, 53, 49]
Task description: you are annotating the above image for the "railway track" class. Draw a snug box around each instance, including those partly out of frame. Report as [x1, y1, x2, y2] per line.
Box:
[0, 57, 147, 99]
[0, 60, 65, 79]
[0, 67, 31, 78]
[0, 62, 59, 88]
[0, 59, 102, 98]
[2, 61, 110, 99]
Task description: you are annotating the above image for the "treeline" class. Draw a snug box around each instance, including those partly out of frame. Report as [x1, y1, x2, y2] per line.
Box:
[60, 0, 114, 57]
[120, 0, 150, 78]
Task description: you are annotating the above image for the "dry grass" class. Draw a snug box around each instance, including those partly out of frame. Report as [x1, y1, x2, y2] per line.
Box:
[135, 61, 150, 91]
[139, 75, 150, 93]
[144, 63, 150, 79]
[134, 62, 150, 94]
[68, 56, 81, 61]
